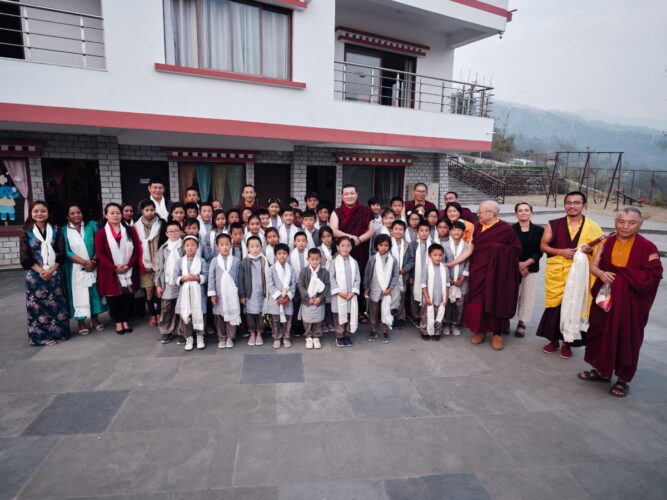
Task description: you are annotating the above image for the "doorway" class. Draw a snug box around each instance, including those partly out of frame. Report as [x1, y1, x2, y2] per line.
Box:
[307, 165, 336, 207]
[42, 159, 102, 225]
[254, 164, 290, 207]
[120, 160, 170, 210]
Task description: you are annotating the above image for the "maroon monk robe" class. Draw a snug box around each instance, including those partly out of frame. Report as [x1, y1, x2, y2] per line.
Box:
[584, 234, 662, 382]
[405, 199, 436, 215]
[463, 220, 522, 333]
[334, 203, 373, 272]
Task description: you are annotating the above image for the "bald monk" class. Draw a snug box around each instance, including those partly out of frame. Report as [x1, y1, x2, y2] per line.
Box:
[462, 200, 522, 351]
[579, 208, 662, 397]
[536, 191, 603, 359]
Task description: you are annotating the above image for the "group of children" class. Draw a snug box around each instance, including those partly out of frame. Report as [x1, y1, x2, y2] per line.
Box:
[139, 190, 472, 352]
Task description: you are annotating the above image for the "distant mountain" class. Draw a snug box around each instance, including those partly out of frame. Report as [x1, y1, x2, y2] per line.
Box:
[492, 101, 667, 169]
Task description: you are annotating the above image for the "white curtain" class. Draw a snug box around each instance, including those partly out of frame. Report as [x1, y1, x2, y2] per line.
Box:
[230, 1, 260, 75]
[262, 10, 289, 79]
[202, 0, 231, 70]
[164, 0, 198, 67]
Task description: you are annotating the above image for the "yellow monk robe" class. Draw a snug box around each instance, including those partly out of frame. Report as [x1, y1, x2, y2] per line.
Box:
[610, 235, 635, 267]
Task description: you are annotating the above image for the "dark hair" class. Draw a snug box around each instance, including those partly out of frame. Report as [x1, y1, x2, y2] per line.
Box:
[65, 203, 82, 217]
[185, 185, 199, 194]
[417, 221, 431, 231]
[288, 197, 299, 205]
[274, 243, 290, 255]
[341, 184, 357, 192]
[391, 220, 407, 230]
[444, 202, 463, 221]
[316, 202, 331, 212]
[226, 208, 241, 219]
[302, 210, 316, 219]
[428, 243, 444, 255]
[436, 217, 450, 227]
[212, 209, 226, 228]
[121, 202, 134, 212]
[247, 214, 261, 224]
[215, 233, 231, 244]
[381, 208, 395, 218]
[407, 211, 422, 221]
[255, 208, 269, 217]
[183, 235, 199, 246]
[319, 226, 333, 239]
[267, 197, 281, 207]
[565, 191, 587, 204]
[184, 202, 199, 212]
[246, 235, 262, 246]
[390, 196, 404, 205]
[294, 231, 307, 242]
[514, 202, 534, 213]
[165, 220, 182, 231]
[449, 220, 466, 231]
[367, 196, 381, 206]
[265, 227, 279, 237]
[24, 200, 50, 229]
[444, 191, 459, 199]
[425, 208, 439, 219]
[148, 177, 165, 187]
[307, 248, 321, 258]
[139, 199, 156, 211]
[335, 235, 354, 248]
[281, 207, 295, 216]
[229, 222, 244, 233]
[413, 182, 428, 191]
[373, 233, 392, 250]
[294, 209, 303, 217]
[241, 183, 255, 192]
[200, 201, 213, 209]
[184, 217, 200, 229]
[169, 202, 185, 214]
[304, 192, 319, 202]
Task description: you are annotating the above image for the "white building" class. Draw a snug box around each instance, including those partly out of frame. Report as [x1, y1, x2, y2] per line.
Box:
[0, 0, 510, 266]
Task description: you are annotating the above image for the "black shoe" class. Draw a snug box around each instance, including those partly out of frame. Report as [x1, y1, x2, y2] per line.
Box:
[124, 327, 133, 334]
[160, 334, 172, 344]
[336, 338, 346, 348]
[502, 331, 510, 336]
[345, 336, 353, 347]
[383, 333, 391, 344]
[433, 334, 441, 341]
[396, 319, 404, 329]
[175, 335, 186, 345]
[367, 333, 377, 342]
[115, 329, 125, 335]
[421, 333, 430, 341]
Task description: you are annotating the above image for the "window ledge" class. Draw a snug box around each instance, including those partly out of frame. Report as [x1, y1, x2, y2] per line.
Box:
[155, 63, 306, 89]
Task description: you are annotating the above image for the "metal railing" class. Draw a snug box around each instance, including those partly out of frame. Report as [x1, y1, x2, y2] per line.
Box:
[334, 60, 493, 117]
[448, 157, 506, 202]
[0, 0, 105, 69]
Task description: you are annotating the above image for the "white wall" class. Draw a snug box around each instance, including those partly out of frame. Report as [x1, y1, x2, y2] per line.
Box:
[390, 0, 508, 31]
[0, 0, 493, 147]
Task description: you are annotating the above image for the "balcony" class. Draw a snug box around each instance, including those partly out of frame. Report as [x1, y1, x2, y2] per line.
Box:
[0, 0, 105, 69]
[333, 60, 493, 117]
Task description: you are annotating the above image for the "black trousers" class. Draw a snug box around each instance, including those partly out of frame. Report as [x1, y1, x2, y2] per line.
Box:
[107, 293, 134, 323]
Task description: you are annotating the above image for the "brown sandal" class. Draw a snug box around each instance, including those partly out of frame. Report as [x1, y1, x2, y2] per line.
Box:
[610, 381, 630, 398]
[578, 369, 611, 382]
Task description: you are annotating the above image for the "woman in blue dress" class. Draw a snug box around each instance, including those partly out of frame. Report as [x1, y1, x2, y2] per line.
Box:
[19, 200, 70, 345]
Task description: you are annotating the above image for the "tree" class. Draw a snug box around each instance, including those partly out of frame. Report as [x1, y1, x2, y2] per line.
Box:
[492, 127, 515, 162]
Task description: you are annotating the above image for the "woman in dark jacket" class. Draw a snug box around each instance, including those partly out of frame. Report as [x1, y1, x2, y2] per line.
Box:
[512, 202, 544, 337]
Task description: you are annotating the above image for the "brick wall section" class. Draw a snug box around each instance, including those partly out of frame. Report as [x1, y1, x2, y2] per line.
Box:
[245, 163, 254, 186]
[437, 154, 450, 210]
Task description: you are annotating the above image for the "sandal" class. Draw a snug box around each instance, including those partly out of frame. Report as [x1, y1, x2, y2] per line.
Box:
[95, 323, 105, 331]
[78, 328, 90, 336]
[514, 324, 526, 338]
[44, 339, 58, 346]
[578, 369, 611, 382]
[610, 381, 630, 398]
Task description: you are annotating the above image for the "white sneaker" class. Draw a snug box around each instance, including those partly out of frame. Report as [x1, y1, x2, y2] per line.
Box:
[283, 339, 292, 348]
[305, 337, 314, 349]
[218, 341, 226, 349]
[196, 335, 205, 349]
[248, 333, 256, 346]
[313, 338, 322, 349]
[452, 327, 461, 337]
[443, 326, 452, 336]
[255, 334, 264, 346]
[226, 338, 234, 348]
[273, 340, 281, 349]
[184, 338, 194, 351]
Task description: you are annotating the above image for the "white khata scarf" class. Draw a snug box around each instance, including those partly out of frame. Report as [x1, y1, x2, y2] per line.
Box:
[264, 244, 276, 266]
[164, 239, 182, 286]
[306, 265, 326, 298]
[151, 196, 168, 219]
[426, 260, 449, 335]
[412, 237, 432, 305]
[177, 255, 204, 331]
[334, 255, 358, 333]
[391, 238, 406, 293]
[105, 223, 134, 287]
[273, 262, 293, 323]
[137, 216, 161, 271]
[448, 238, 464, 303]
[375, 252, 394, 328]
[560, 248, 591, 342]
[279, 224, 296, 249]
[320, 244, 333, 271]
[67, 223, 96, 318]
[33, 223, 56, 270]
[214, 254, 242, 325]
[290, 248, 305, 276]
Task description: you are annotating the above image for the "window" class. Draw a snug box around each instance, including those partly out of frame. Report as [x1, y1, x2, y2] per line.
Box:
[42, 159, 101, 226]
[164, 0, 291, 80]
[179, 163, 245, 210]
[0, 159, 31, 231]
[342, 166, 404, 207]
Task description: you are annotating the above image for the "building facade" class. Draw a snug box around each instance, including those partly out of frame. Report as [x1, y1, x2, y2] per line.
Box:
[0, 0, 510, 266]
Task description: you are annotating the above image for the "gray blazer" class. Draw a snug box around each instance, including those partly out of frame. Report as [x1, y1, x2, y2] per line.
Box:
[329, 256, 361, 314]
[362, 254, 400, 291]
[238, 256, 268, 299]
[207, 255, 241, 316]
[266, 263, 296, 316]
[443, 240, 470, 295]
[173, 255, 209, 314]
[297, 266, 330, 322]
[154, 241, 183, 300]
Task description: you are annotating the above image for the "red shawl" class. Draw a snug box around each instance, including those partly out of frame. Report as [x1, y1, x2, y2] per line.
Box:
[584, 234, 662, 382]
[334, 202, 373, 272]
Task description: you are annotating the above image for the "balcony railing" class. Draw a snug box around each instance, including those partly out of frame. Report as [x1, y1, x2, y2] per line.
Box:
[448, 157, 506, 202]
[0, 0, 105, 69]
[334, 60, 493, 117]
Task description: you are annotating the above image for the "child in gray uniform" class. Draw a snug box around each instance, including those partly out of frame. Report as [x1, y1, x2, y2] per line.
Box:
[363, 234, 399, 343]
[419, 243, 448, 341]
[207, 233, 242, 349]
[239, 235, 269, 346]
[267, 243, 296, 349]
[443, 220, 469, 336]
[155, 221, 183, 344]
[297, 248, 330, 350]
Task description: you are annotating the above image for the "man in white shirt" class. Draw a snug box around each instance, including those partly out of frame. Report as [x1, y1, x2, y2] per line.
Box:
[148, 176, 172, 220]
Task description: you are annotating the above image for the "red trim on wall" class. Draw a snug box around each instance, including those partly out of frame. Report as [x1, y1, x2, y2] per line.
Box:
[0, 103, 493, 152]
[270, 0, 307, 9]
[335, 153, 416, 167]
[450, 0, 512, 20]
[155, 63, 307, 90]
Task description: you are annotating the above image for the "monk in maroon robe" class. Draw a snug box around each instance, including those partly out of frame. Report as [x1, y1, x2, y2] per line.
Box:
[462, 200, 522, 351]
[579, 208, 662, 397]
[330, 184, 374, 319]
[405, 182, 436, 216]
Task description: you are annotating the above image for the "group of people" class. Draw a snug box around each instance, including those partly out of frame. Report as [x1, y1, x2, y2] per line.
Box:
[20, 178, 662, 397]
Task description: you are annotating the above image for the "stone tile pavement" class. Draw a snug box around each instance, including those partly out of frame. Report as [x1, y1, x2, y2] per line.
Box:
[1, 267, 666, 500]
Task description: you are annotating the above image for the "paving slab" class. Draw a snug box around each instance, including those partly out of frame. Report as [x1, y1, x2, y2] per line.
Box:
[0, 435, 60, 500]
[476, 466, 593, 500]
[241, 353, 304, 384]
[384, 473, 491, 500]
[569, 461, 667, 499]
[0, 393, 54, 437]
[345, 378, 432, 419]
[276, 381, 356, 425]
[278, 479, 388, 500]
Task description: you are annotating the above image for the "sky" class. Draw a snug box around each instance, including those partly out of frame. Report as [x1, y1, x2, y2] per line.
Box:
[453, 0, 667, 130]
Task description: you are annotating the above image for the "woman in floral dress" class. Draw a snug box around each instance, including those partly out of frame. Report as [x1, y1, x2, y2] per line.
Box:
[20, 200, 70, 345]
